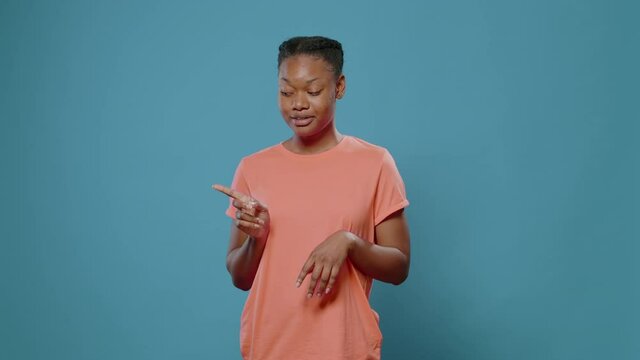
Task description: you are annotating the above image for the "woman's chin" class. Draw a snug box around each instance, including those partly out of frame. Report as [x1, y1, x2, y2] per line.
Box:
[290, 125, 317, 138]
[286, 118, 333, 140]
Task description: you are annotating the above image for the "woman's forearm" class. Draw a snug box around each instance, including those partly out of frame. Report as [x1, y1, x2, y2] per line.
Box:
[345, 231, 410, 285]
[226, 236, 267, 290]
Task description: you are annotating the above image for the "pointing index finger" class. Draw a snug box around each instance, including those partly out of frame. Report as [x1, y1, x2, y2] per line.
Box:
[212, 184, 247, 201]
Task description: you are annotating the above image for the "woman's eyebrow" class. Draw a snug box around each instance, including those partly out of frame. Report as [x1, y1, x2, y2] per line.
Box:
[280, 77, 319, 84]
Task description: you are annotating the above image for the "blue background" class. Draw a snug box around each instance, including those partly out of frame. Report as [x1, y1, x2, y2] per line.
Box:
[2, 0, 638, 359]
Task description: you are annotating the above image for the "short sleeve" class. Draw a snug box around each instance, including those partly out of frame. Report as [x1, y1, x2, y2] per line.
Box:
[373, 150, 410, 225]
[225, 159, 251, 219]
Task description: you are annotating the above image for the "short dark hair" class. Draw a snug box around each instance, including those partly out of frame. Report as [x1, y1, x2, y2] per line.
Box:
[278, 36, 344, 79]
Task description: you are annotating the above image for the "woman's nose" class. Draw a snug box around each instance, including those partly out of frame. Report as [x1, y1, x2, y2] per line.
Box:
[292, 94, 309, 110]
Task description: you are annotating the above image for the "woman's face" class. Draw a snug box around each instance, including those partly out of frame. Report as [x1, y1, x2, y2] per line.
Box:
[278, 55, 345, 140]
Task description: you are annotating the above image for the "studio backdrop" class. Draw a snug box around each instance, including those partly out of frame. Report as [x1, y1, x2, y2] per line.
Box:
[2, 0, 637, 359]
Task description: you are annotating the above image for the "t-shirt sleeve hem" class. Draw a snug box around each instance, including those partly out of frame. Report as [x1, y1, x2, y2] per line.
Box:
[374, 199, 410, 226]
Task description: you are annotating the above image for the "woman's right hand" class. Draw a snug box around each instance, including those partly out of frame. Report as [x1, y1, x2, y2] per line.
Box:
[213, 184, 270, 242]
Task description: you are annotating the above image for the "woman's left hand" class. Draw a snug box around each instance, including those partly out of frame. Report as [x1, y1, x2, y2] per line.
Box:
[296, 230, 354, 298]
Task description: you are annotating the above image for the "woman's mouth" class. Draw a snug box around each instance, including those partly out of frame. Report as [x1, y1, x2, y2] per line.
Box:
[291, 116, 314, 127]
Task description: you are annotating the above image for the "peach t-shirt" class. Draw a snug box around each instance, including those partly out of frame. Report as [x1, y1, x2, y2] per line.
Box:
[225, 135, 409, 360]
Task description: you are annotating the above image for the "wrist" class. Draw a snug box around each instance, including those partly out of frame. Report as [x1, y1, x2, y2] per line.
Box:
[252, 231, 269, 245]
[341, 231, 359, 255]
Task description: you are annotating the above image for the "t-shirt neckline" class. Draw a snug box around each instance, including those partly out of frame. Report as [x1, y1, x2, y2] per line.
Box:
[278, 135, 351, 159]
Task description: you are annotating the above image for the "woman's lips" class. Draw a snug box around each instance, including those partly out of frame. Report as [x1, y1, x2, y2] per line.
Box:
[291, 116, 314, 127]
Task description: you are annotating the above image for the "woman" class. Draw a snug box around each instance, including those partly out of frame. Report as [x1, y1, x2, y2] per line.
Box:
[213, 36, 411, 360]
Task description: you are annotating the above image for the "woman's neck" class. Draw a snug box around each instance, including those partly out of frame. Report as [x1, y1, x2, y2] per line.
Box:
[285, 127, 344, 155]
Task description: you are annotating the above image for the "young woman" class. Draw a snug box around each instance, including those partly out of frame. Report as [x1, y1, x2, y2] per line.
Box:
[213, 36, 411, 360]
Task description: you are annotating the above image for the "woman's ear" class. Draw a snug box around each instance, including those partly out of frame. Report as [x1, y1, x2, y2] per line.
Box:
[336, 74, 346, 99]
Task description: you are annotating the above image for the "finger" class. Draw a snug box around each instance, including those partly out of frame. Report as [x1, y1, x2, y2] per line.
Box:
[232, 198, 261, 217]
[235, 210, 264, 225]
[244, 197, 269, 217]
[315, 266, 332, 297]
[232, 199, 253, 213]
[307, 264, 323, 298]
[296, 258, 314, 288]
[243, 199, 259, 217]
[234, 219, 260, 231]
[212, 184, 249, 202]
[325, 265, 340, 294]
[251, 199, 268, 212]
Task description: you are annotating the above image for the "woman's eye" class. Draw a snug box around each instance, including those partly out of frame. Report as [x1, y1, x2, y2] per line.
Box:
[308, 90, 321, 96]
[280, 91, 292, 97]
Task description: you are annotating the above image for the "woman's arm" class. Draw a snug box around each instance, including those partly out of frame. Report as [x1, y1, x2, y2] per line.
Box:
[347, 209, 410, 285]
[226, 225, 268, 290]
[296, 208, 410, 297]
[213, 184, 271, 291]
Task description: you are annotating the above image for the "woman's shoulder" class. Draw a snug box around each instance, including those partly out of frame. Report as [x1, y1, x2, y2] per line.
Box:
[343, 135, 393, 159]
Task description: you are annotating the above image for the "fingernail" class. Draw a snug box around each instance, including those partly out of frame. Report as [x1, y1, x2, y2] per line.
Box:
[307, 293, 313, 298]
[295, 281, 301, 288]
[325, 288, 331, 294]
[317, 292, 322, 297]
